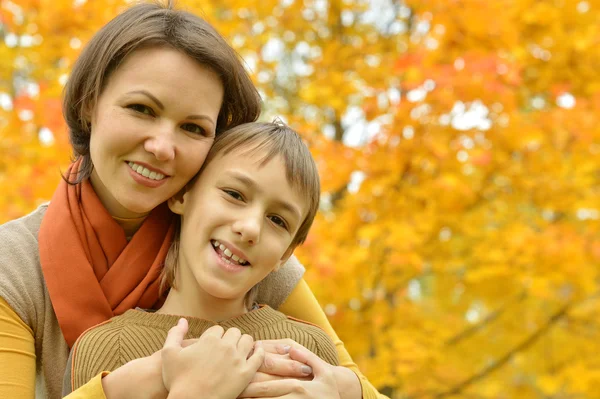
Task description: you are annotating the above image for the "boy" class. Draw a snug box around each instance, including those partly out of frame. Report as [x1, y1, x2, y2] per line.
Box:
[63, 121, 338, 395]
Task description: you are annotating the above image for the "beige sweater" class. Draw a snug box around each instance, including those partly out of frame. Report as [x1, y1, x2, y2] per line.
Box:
[65, 306, 339, 394]
[0, 205, 305, 399]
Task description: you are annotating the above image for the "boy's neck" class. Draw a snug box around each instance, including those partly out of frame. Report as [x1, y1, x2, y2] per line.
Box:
[157, 279, 249, 322]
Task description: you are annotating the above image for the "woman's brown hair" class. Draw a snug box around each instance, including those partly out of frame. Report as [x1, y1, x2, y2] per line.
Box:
[63, 0, 262, 182]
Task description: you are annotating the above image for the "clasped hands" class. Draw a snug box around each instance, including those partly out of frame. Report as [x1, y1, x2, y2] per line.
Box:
[102, 318, 341, 399]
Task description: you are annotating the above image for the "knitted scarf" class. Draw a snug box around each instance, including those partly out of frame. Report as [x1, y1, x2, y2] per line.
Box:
[39, 160, 174, 347]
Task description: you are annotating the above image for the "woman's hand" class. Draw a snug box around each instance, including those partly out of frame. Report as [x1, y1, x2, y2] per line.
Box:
[255, 339, 315, 379]
[238, 344, 341, 399]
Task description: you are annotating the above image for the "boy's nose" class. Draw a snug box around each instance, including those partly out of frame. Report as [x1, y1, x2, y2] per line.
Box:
[233, 215, 261, 245]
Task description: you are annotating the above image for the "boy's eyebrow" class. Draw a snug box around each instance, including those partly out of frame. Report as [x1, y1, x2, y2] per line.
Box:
[228, 171, 302, 220]
[125, 90, 216, 127]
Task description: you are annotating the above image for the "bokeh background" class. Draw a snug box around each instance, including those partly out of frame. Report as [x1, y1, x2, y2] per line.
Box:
[1, 0, 599, 397]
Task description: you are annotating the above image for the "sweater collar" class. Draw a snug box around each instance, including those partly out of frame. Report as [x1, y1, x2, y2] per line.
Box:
[119, 305, 286, 336]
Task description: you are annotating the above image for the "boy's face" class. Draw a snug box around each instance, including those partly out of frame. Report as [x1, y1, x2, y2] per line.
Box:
[170, 148, 308, 303]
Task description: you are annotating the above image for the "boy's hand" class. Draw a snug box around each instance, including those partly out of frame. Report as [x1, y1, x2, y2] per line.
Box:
[161, 318, 265, 399]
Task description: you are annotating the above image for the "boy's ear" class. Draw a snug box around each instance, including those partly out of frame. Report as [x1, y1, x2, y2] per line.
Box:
[168, 188, 189, 215]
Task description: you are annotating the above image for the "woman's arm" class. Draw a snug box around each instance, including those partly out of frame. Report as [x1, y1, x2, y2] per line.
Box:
[0, 297, 36, 399]
[279, 279, 388, 399]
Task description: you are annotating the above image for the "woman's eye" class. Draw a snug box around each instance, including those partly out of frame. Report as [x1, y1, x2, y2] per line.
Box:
[269, 215, 288, 230]
[127, 104, 154, 115]
[181, 123, 208, 136]
[224, 190, 244, 201]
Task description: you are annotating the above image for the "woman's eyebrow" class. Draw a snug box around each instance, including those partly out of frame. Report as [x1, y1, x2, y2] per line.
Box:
[125, 90, 216, 127]
[126, 90, 164, 110]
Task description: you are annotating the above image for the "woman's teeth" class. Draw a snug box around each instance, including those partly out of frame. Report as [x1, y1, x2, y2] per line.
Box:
[128, 162, 165, 180]
[212, 240, 249, 265]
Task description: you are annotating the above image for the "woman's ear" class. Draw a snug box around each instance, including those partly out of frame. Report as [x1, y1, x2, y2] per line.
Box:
[168, 189, 188, 215]
[82, 101, 95, 129]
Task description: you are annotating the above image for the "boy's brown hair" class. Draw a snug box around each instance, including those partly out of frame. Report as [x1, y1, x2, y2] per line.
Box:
[161, 121, 321, 306]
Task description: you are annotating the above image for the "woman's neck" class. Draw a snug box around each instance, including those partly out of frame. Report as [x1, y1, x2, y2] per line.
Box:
[112, 214, 148, 240]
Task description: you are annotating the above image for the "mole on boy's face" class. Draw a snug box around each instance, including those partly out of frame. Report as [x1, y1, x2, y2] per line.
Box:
[174, 149, 308, 302]
[88, 46, 224, 219]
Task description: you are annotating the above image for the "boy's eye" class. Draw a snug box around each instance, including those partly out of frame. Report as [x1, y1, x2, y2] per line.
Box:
[127, 104, 154, 115]
[224, 189, 244, 201]
[269, 215, 289, 230]
[181, 123, 210, 137]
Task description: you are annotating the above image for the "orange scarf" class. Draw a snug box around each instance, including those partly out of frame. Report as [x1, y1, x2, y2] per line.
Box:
[39, 161, 174, 347]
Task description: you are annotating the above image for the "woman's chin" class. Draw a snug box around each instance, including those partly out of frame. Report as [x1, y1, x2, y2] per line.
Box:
[115, 198, 160, 218]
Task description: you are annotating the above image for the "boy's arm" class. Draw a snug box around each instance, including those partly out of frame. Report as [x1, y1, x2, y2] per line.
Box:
[279, 279, 389, 399]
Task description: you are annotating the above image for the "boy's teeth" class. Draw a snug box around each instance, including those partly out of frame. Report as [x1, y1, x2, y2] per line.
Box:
[128, 162, 165, 180]
[212, 240, 248, 265]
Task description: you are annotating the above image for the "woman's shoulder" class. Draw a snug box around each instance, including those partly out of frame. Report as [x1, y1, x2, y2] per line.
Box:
[254, 254, 306, 309]
[0, 203, 48, 239]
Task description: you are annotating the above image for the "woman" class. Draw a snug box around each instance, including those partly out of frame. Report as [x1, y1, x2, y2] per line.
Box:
[0, 2, 384, 398]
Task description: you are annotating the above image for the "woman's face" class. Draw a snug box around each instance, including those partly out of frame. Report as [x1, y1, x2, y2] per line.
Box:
[88, 46, 224, 218]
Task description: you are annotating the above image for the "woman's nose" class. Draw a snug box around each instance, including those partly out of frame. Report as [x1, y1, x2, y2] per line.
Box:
[144, 128, 176, 161]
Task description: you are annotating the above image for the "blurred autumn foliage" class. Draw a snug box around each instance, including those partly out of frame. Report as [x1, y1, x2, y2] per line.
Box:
[1, 0, 599, 397]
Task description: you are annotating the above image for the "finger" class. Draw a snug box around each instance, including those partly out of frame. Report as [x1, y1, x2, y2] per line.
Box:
[162, 318, 188, 352]
[250, 371, 311, 383]
[259, 351, 312, 377]
[222, 326, 242, 344]
[238, 333, 255, 354]
[255, 338, 299, 355]
[289, 346, 332, 377]
[199, 324, 225, 340]
[239, 378, 304, 398]
[246, 341, 265, 372]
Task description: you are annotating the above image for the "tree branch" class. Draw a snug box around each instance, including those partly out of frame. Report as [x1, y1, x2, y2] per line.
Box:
[445, 290, 527, 346]
[434, 300, 573, 398]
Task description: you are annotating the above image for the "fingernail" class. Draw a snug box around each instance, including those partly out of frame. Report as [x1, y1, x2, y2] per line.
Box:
[301, 365, 313, 375]
[178, 318, 186, 326]
[282, 345, 291, 354]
